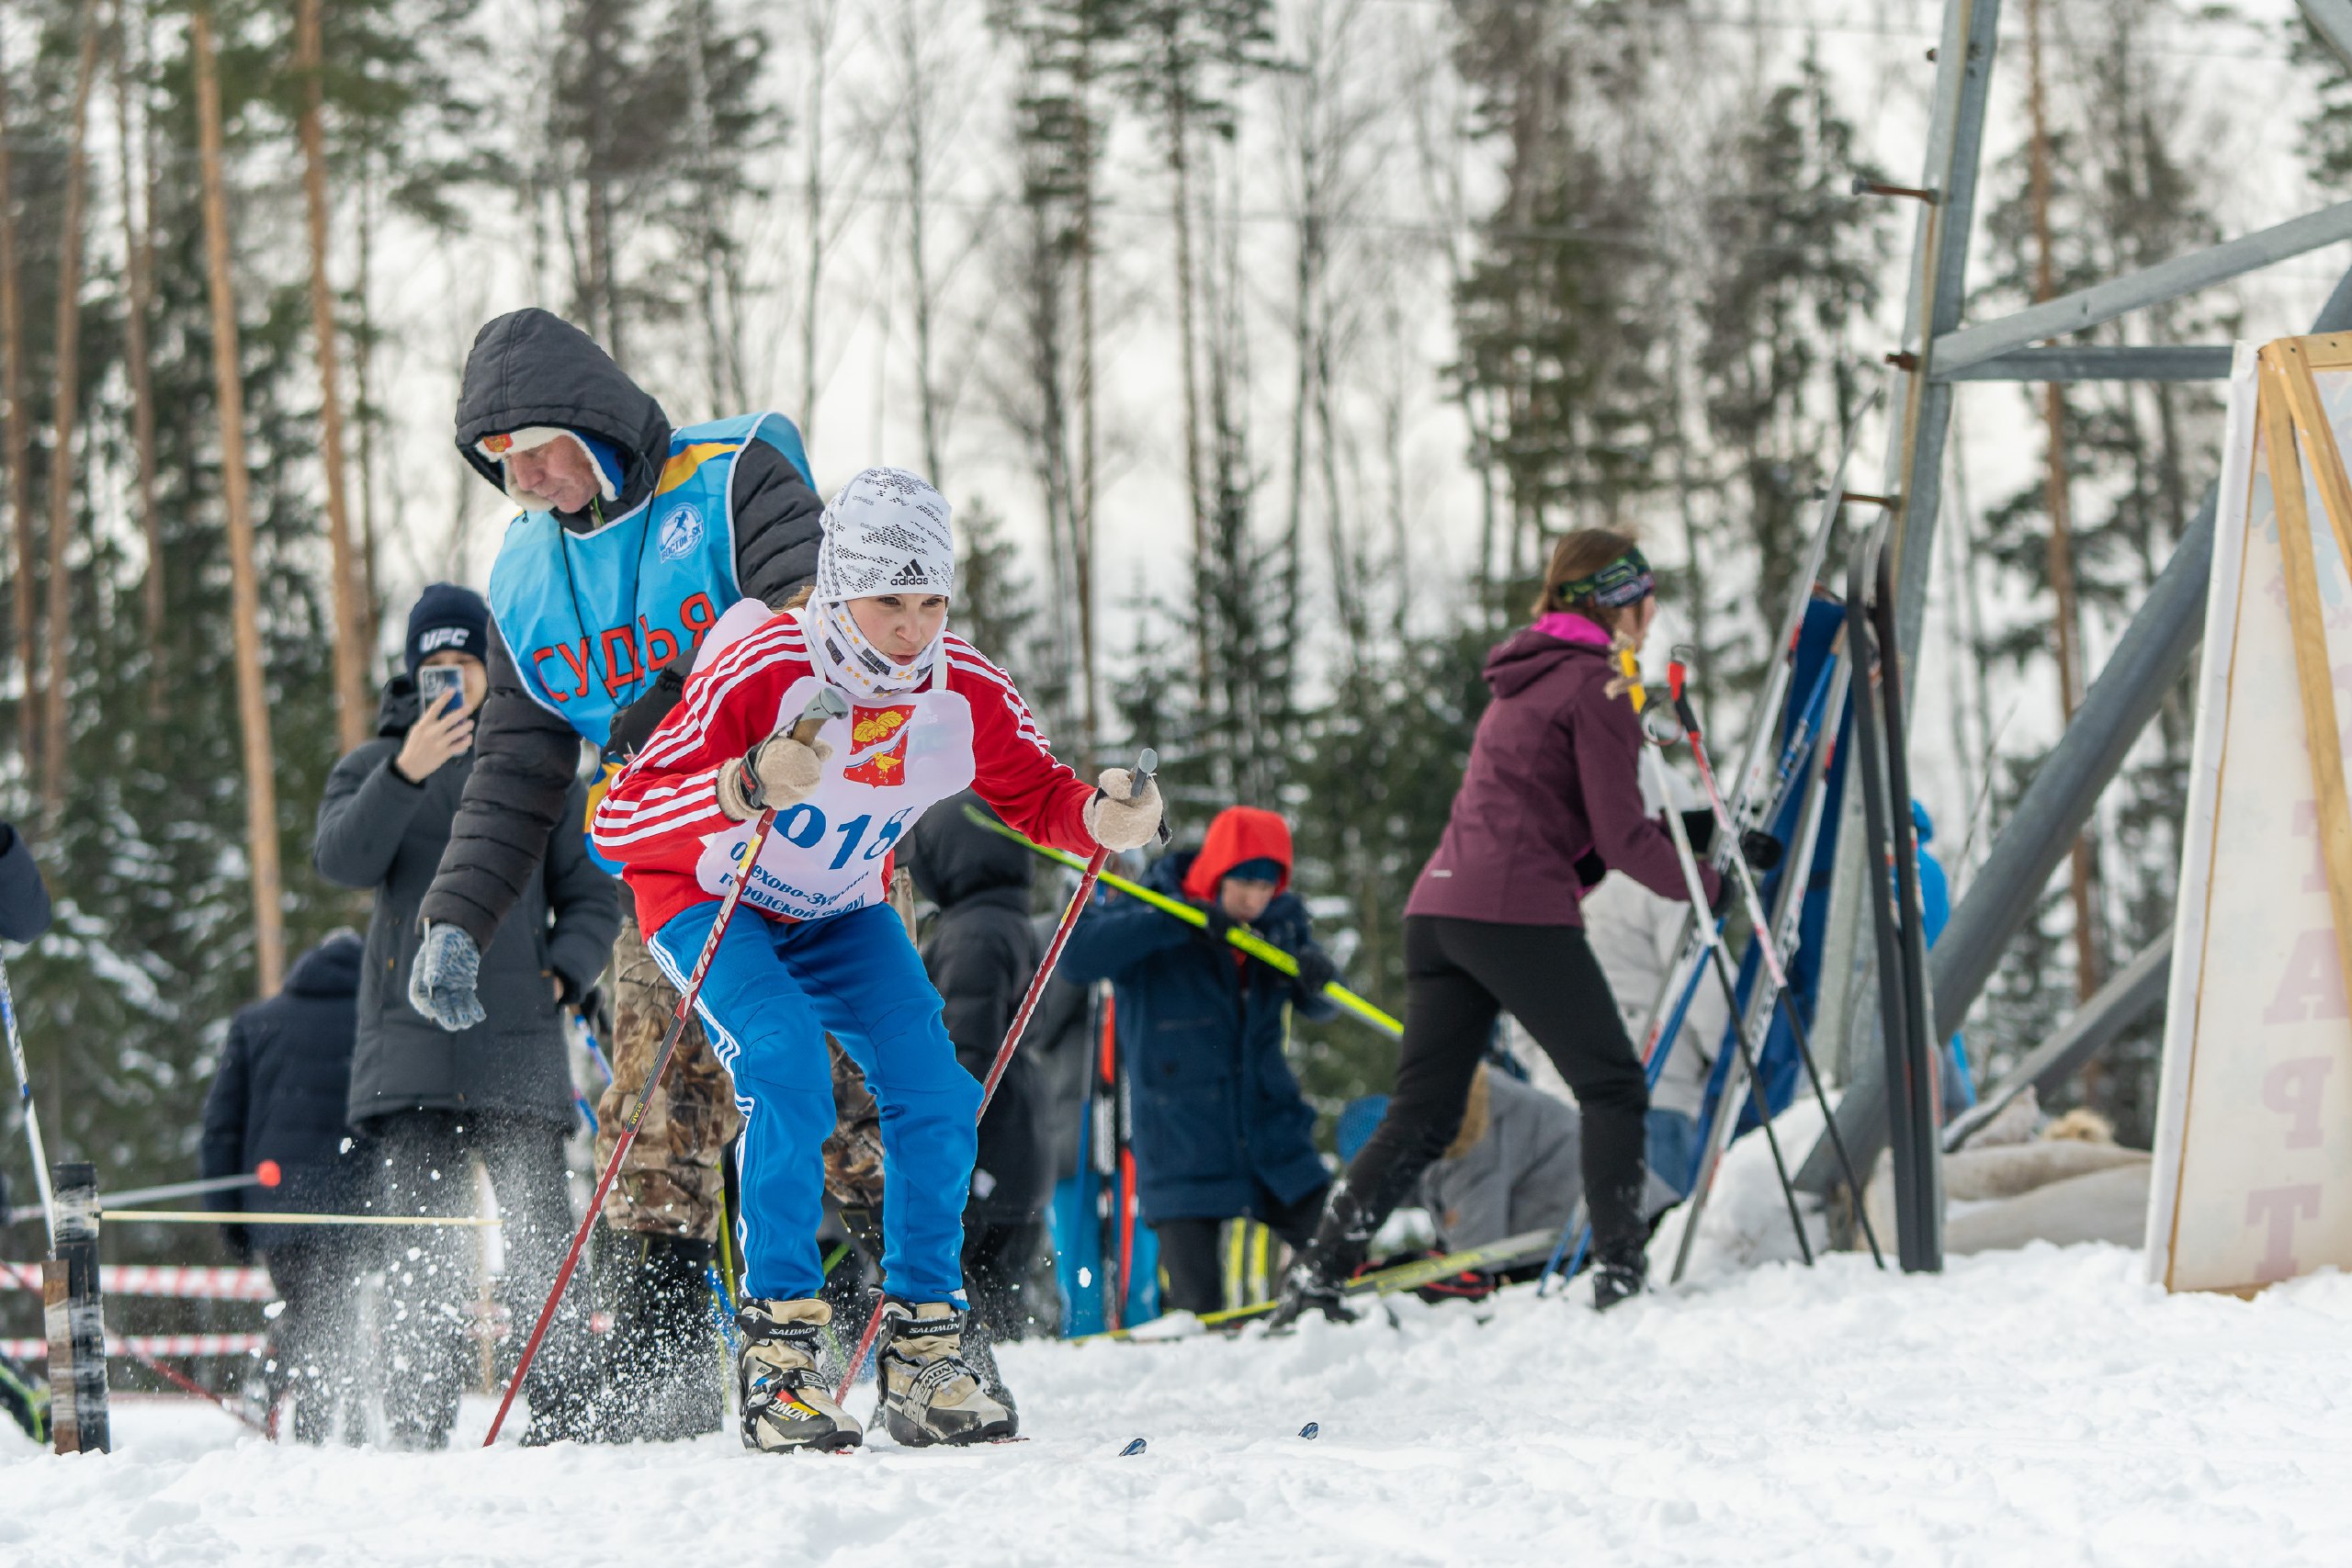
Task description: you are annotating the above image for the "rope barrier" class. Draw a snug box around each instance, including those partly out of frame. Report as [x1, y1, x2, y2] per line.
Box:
[0, 1334, 267, 1359]
[0, 1263, 273, 1299]
[99, 1210, 499, 1228]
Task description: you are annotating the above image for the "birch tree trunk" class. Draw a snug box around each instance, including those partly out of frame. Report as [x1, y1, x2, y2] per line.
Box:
[297, 0, 370, 752]
[0, 32, 34, 775]
[114, 0, 164, 712]
[194, 5, 285, 997]
[40, 1, 101, 818]
[1073, 37, 1101, 761]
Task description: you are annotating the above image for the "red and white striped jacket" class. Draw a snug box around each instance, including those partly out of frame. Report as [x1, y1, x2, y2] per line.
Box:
[592, 609, 1096, 934]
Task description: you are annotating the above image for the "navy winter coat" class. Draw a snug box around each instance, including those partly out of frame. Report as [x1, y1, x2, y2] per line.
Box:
[199, 935, 370, 1255]
[1057, 852, 1335, 1225]
[903, 791, 1053, 1224]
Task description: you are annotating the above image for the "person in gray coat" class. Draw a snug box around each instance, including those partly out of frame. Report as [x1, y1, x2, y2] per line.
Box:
[313, 584, 620, 1448]
[1417, 1065, 1583, 1254]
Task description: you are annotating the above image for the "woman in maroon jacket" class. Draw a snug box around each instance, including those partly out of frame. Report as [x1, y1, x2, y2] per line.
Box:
[1273, 529, 1721, 1318]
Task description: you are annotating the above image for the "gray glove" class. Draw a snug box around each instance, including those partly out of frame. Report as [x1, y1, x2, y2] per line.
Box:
[408, 921, 486, 1032]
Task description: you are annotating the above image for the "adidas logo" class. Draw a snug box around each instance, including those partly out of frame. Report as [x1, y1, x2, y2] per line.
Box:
[888, 558, 928, 586]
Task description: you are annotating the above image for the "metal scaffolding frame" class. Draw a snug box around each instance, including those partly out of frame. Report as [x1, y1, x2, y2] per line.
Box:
[1794, 0, 2352, 1198]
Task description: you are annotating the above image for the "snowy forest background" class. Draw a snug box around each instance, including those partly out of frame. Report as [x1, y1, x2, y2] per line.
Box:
[0, 0, 2344, 1237]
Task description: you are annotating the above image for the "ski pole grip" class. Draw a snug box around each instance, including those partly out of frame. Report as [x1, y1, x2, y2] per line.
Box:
[790, 685, 851, 746]
[1128, 747, 1171, 845]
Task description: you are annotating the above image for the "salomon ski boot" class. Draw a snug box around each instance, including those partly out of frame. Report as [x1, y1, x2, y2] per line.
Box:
[737, 1298, 862, 1453]
[874, 1299, 1017, 1448]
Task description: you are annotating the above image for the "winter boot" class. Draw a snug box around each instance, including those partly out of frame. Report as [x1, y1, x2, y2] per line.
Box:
[1590, 1248, 1646, 1313]
[596, 1232, 726, 1442]
[736, 1298, 862, 1453]
[874, 1299, 1017, 1448]
[1263, 1186, 1371, 1332]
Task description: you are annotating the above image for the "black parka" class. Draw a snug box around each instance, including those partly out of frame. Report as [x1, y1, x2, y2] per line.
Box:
[199, 934, 369, 1254]
[0, 821, 50, 944]
[421, 308, 825, 949]
[904, 792, 1053, 1224]
[316, 678, 621, 1129]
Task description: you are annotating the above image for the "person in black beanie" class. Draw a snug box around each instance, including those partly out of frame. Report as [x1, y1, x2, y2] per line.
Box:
[313, 583, 620, 1448]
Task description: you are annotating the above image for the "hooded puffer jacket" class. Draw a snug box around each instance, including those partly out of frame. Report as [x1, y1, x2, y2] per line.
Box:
[903, 790, 1054, 1224]
[423, 308, 825, 949]
[1057, 814, 1338, 1225]
[199, 934, 370, 1253]
[317, 677, 621, 1128]
[1407, 619, 1716, 927]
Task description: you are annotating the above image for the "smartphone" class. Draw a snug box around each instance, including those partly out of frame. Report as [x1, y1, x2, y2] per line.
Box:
[417, 665, 466, 717]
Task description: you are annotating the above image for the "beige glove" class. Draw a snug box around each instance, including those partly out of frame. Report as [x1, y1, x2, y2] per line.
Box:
[1083, 767, 1163, 852]
[718, 733, 835, 821]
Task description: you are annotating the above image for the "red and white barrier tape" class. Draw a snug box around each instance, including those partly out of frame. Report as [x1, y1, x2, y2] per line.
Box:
[0, 1263, 275, 1301]
[0, 1333, 267, 1359]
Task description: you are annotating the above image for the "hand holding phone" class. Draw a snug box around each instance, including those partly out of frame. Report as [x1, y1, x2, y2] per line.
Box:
[394, 665, 475, 784]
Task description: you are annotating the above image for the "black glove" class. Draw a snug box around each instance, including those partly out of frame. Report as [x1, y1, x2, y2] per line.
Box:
[1201, 903, 1239, 942]
[1740, 829, 1784, 875]
[576, 983, 615, 1046]
[1289, 948, 1338, 1003]
[1573, 848, 1607, 888]
[1679, 810, 1717, 859]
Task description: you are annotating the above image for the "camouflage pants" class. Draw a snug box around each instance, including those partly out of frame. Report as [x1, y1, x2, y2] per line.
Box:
[596, 917, 886, 1238]
[596, 918, 741, 1240]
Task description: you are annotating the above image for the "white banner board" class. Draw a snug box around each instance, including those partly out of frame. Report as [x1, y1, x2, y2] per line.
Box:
[2148, 340, 2352, 1292]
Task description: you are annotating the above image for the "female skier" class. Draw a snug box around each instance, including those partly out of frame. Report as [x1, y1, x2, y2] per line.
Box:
[1270, 529, 1720, 1322]
[591, 467, 1163, 1451]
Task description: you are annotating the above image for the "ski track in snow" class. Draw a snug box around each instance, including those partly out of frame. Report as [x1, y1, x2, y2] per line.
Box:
[7, 1242, 2352, 1565]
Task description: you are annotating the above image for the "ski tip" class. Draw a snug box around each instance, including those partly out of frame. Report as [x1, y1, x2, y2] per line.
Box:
[1298, 1422, 1318, 1440]
[1119, 1438, 1147, 1456]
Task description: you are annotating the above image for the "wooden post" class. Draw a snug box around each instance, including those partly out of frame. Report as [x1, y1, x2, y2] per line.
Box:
[40, 0, 103, 818]
[0, 29, 36, 774]
[192, 4, 285, 996]
[295, 0, 368, 752]
[43, 1162, 108, 1454]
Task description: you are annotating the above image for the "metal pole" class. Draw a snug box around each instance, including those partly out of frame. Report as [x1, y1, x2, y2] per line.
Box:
[1799, 267, 2352, 1195]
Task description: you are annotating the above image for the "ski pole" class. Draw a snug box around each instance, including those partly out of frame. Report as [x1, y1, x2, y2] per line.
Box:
[964, 807, 1403, 1037]
[1645, 745, 1815, 1266]
[0, 957, 56, 1249]
[1666, 655, 1884, 1268]
[482, 684, 849, 1447]
[833, 751, 1159, 1404]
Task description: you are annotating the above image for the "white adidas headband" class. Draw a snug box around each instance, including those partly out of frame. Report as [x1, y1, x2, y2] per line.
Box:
[812, 467, 956, 604]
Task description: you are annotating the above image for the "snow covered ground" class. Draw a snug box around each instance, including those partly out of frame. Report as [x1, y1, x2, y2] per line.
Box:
[7, 1239, 2352, 1566]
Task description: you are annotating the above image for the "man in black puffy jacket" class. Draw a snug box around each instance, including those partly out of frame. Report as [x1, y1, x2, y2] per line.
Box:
[904, 793, 1056, 1344]
[403, 310, 829, 1439]
[199, 931, 370, 1444]
[316, 585, 619, 1448]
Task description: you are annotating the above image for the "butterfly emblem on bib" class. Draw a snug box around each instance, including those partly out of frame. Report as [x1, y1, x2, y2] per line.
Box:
[843, 703, 917, 785]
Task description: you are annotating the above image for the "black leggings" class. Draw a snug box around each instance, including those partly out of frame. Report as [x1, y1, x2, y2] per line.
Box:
[1331, 917, 1649, 1269]
[1155, 1182, 1329, 1315]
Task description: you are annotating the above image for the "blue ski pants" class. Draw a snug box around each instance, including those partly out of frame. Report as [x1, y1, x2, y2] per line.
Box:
[648, 900, 979, 1303]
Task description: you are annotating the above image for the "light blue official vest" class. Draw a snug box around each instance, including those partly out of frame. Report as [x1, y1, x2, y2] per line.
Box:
[485, 412, 814, 750]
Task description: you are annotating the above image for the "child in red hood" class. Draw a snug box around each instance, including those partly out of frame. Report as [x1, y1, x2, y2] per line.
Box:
[1058, 806, 1341, 1316]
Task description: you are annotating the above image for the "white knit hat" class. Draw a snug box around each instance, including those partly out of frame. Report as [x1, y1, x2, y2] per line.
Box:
[812, 468, 956, 604]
